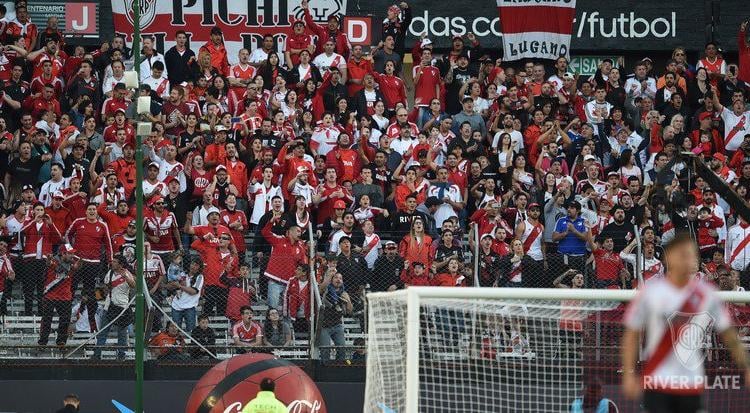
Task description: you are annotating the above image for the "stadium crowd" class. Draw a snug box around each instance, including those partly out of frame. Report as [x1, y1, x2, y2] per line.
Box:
[0, 0, 749, 359]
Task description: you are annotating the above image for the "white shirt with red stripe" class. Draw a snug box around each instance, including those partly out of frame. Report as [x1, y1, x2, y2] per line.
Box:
[312, 52, 346, 77]
[310, 125, 340, 156]
[521, 219, 544, 261]
[725, 222, 750, 271]
[362, 233, 381, 269]
[720, 107, 750, 151]
[624, 278, 731, 393]
[142, 75, 171, 100]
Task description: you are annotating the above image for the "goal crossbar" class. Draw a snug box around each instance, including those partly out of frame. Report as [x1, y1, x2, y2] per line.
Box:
[368, 286, 750, 303]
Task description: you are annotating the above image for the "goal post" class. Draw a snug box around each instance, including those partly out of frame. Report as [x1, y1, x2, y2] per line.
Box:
[365, 287, 750, 413]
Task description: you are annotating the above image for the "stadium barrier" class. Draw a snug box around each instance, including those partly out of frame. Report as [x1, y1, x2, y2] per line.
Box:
[0, 222, 669, 364]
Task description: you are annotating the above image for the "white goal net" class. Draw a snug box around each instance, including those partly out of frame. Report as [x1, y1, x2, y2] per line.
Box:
[364, 287, 631, 413]
[365, 287, 750, 412]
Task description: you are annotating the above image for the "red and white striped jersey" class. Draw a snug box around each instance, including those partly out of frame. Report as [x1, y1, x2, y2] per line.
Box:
[143, 254, 165, 289]
[232, 320, 262, 343]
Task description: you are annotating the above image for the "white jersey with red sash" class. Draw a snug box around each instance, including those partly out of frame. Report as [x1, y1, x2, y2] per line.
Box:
[725, 222, 750, 271]
[521, 219, 544, 261]
[310, 125, 340, 156]
[624, 278, 731, 394]
[312, 53, 345, 77]
[508, 259, 522, 283]
[720, 107, 750, 151]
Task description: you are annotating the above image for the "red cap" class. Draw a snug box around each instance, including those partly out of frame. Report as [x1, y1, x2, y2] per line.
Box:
[699, 112, 712, 122]
[164, 175, 178, 185]
[148, 195, 164, 207]
[333, 200, 347, 209]
[713, 152, 726, 162]
[528, 203, 541, 209]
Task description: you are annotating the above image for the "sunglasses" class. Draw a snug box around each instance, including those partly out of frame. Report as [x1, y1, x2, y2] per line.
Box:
[220, 236, 232, 240]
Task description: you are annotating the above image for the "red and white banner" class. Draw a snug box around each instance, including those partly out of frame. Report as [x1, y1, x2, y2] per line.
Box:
[111, 0, 356, 65]
[497, 0, 576, 61]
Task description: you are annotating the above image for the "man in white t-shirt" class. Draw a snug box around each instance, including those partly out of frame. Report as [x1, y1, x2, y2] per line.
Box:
[427, 167, 464, 228]
[714, 93, 750, 152]
[249, 34, 276, 65]
[622, 233, 750, 412]
[312, 38, 347, 81]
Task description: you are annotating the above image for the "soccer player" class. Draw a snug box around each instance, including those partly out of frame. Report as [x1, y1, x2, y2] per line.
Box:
[622, 232, 750, 412]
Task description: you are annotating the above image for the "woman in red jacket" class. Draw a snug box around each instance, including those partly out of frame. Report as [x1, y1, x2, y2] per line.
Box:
[399, 217, 433, 268]
[431, 258, 466, 287]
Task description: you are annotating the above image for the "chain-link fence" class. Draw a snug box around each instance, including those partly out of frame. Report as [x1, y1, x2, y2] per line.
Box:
[0, 218, 646, 363]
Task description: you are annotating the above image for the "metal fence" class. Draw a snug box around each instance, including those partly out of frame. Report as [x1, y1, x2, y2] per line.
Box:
[0, 221, 648, 362]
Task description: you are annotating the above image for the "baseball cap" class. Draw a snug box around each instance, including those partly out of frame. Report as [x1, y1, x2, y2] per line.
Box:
[22, 184, 34, 191]
[713, 153, 726, 162]
[562, 72, 575, 80]
[164, 175, 178, 185]
[53, 191, 64, 199]
[215, 125, 228, 132]
[420, 38, 432, 48]
[384, 240, 397, 248]
[699, 112, 712, 122]
[481, 233, 494, 240]
[148, 161, 160, 169]
[528, 203, 541, 209]
[207, 208, 220, 216]
[215, 164, 227, 172]
[583, 154, 596, 162]
[607, 171, 620, 177]
[333, 199, 347, 209]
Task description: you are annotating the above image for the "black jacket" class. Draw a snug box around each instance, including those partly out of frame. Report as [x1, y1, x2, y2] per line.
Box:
[352, 88, 386, 117]
[165, 46, 196, 86]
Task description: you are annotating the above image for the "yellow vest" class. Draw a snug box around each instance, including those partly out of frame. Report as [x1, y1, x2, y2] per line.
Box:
[241, 391, 287, 413]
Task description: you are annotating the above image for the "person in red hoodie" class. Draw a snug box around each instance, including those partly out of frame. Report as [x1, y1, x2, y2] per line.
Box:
[23, 83, 60, 120]
[262, 214, 308, 311]
[45, 191, 71, 237]
[431, 258, 467, 286]
[400, 261, 430, 286]
[222, 263, 255, 324]
[19, 202, 63, 315]
[65, 202, 113, 330]
[301, 0, 350, 57]
[283, 263, 312, 333]
[37, 244, 79, 347]
[325, 132, 360, 183]
[191, 229, 238, 316]
[97, 200, 133, 236]
[220, 194, 248, 257]
[199, 26, 230, 77]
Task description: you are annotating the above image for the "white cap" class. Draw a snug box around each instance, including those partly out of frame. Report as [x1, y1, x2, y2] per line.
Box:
[583, 154, 596, 161]
[420, 38, 432, 48]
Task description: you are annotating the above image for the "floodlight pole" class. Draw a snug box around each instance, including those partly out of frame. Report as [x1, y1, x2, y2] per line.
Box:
[132, 2, 144, 413]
